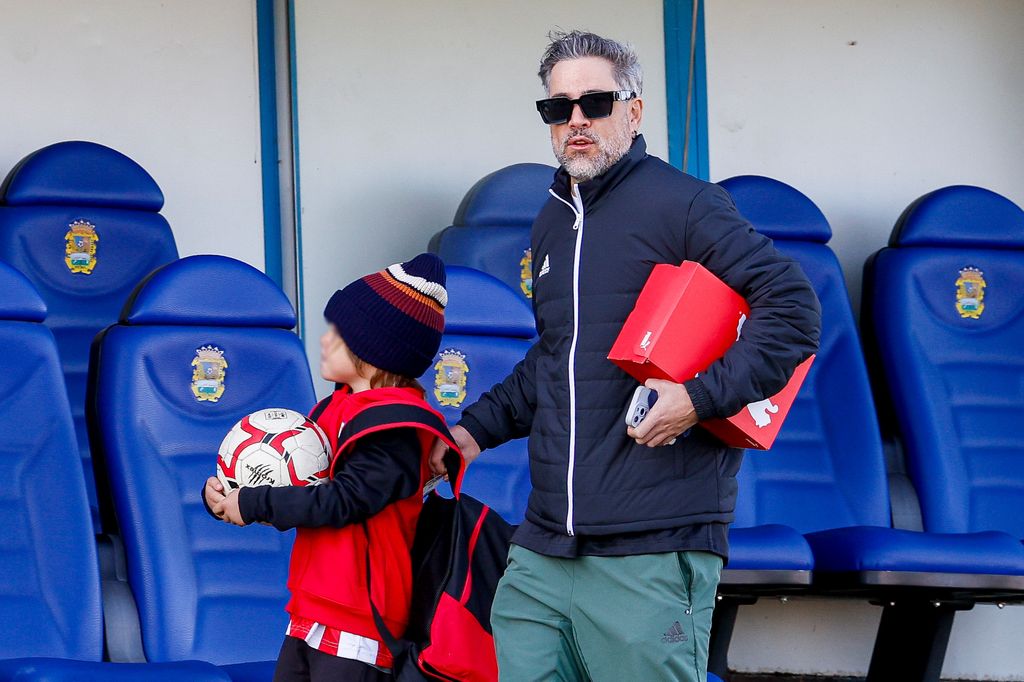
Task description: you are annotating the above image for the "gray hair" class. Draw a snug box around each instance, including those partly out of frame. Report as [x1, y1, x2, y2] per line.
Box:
[538, 30, 643, 96]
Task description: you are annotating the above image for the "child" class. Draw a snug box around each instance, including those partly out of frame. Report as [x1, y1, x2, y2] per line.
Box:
[203, 253, 455, 682]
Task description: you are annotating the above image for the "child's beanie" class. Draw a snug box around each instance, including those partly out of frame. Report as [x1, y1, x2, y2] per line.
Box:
[323, 252, 447, 378]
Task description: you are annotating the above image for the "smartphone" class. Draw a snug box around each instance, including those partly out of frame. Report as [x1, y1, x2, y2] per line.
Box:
[625, 386, 658, 428]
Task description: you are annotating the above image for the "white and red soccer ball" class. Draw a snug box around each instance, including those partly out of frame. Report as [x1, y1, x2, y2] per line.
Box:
[217, 408, 331, 490]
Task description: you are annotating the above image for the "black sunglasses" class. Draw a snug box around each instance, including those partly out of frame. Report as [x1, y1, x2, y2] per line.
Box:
[535, 90, 636, 125]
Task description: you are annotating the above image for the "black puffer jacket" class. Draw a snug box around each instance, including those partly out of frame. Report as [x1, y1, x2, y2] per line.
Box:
[459, 136, 820, 543]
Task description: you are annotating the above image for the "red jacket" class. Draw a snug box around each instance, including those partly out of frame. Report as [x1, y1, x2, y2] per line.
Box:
[285, 386, 457, 641]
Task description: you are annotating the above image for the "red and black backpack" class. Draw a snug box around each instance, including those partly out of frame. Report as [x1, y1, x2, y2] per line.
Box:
[338, 401, 514, 682]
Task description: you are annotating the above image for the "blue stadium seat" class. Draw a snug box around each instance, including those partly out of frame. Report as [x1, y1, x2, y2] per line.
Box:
[0, 261, 102, 662]
[864, 185, 1024, 539]
[0, 261, 243, 681]
[420, 266, 535, 523]
[88, 255, 314, 676]
[429, 163, 554, 304]
[0, 660, 233, 682]
[858, 185, 1024, 678]
[0, 141, 178, 530]
[720, 176, 880, 579]
[720, 177, 1024, 681]
[707, 175, 888, 675]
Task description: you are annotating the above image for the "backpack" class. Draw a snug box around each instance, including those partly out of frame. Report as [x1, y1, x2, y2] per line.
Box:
[367, 448, 514, 681]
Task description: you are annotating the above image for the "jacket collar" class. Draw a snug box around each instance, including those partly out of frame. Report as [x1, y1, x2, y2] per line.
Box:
[551, 134, 647, 209]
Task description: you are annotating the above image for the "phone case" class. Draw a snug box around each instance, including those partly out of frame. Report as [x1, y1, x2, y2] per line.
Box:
[625, 386, 658, 428]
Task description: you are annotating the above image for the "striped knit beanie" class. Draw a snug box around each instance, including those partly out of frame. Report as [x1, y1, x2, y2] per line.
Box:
[324, 253, 447, 378]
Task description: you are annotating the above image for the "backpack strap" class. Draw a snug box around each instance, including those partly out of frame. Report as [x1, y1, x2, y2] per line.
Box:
[364, 538, 410, 669]
[350, 402, 463, 674]
[364, 449, 464, 675]
[308, 395, 333, 423]
[335, 401, 465, 495]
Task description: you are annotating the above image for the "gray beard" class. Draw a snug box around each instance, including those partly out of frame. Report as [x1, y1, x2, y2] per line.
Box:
[554, 125, 633, 182]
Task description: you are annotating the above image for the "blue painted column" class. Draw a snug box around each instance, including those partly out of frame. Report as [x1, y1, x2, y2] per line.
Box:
[664, 0, 710, 179]
[256, 0, 283, 286]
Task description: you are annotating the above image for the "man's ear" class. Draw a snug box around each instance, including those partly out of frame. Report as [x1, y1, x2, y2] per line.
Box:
[629, 97, 644, 133]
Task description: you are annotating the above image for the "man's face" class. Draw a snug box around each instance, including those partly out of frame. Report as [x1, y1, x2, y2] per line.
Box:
[545, 56, 642, 182]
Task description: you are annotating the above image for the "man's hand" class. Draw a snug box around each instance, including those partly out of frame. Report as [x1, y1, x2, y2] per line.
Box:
[212, 489, 246, 526]
[204, 476, 226, 513]
[627, 378, 698, 447]
[429, 425, 482, 477]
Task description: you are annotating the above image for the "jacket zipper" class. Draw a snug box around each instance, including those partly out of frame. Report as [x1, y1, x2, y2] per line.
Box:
[549, 186, 584, 536]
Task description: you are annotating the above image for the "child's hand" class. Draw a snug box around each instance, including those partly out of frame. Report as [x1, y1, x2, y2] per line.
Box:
[213, 489, 246, 526]
[204, 476, 226, 511]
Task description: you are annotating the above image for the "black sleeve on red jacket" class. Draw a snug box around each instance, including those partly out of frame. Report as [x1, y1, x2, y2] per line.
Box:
[236, 426, 421, 531]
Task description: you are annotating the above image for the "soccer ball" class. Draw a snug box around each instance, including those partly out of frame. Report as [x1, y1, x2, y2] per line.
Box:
[217, 408, 331, 490]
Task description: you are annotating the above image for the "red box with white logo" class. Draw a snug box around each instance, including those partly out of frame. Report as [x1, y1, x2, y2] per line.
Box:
[700, 356, 814, 449]
[607, 261, 814, 450]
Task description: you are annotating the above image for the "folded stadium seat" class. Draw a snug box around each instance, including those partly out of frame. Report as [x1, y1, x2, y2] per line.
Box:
[858, 185, 1024, 677]
[88, 255, 315, 681]
[0, 261, 242, 681]
[429, 163, 555, 306]
[0, 141, 178, 531]
[420, 266, 535, 524]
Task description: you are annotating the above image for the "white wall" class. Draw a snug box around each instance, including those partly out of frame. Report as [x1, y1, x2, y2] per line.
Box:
[730, 599, 1024, 680]
[705, 1, 1024, 678]
[0, 0, 265, 268]
[292, 1, 668, 396]
[705, 0, 1024, 316]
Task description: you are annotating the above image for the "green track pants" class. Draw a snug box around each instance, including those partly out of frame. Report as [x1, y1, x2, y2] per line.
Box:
[491, 543, 722, 681]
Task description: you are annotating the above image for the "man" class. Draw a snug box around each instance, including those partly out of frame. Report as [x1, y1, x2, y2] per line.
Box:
[431, 30, 820, 681]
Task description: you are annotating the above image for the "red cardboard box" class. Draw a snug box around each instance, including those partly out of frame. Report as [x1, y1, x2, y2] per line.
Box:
[608, 261, 814, 450]
[701, 355, 814, 449]
[608, 262, 750, 383]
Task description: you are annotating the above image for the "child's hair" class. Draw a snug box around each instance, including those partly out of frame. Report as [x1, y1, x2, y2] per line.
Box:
[345, 343, 424, 391]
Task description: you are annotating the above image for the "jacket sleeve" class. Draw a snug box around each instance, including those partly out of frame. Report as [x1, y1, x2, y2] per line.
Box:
[456, 339, 540, 451]
[682, 183, 822, 420]
[236, 427, 421, 530]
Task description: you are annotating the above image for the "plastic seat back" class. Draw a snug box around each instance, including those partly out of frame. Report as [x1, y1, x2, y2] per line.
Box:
[89, 255, 313, 664]
[719, 176, 890, 533]
[430, 163, 554, 304]
[0, 141, 178, 529]
[863, 185, 1024, 536]
[421, 266, 535, 523]
[0, 262, 102, 661]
